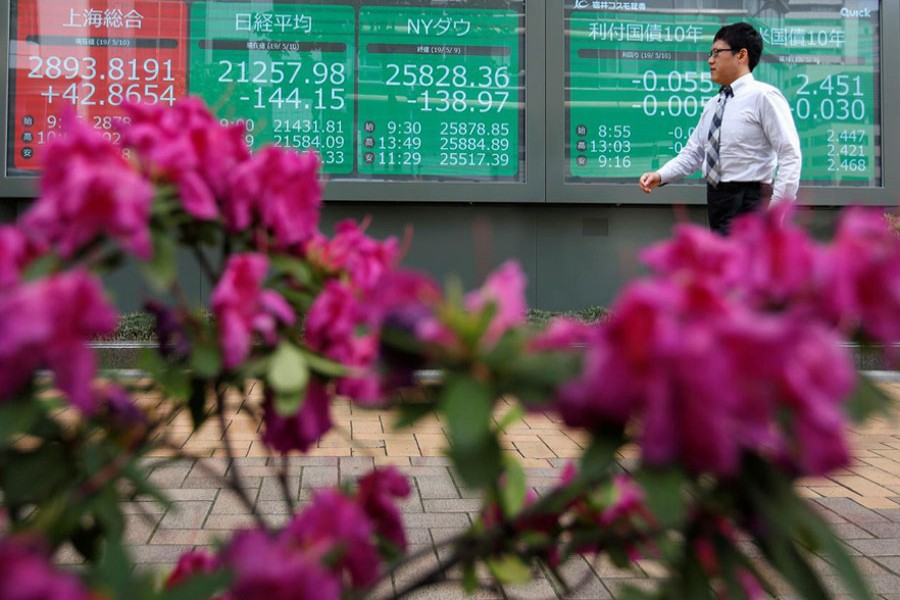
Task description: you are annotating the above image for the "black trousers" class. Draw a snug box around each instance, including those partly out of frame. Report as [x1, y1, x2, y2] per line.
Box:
[706, 181, 773, 235]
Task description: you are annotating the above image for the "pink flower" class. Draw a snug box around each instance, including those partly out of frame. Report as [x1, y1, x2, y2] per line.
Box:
[357, 467, 411, 551]
[0, 272, 117, 412]
[227, 147, 322, 249]
[20, 114, 153, 259]
[166, 550, 221, 590]
[0, 226, 43, 288]
[286, 490, 381, 588]
[304, 280, 381, 403]
[766, 324, 855, 475]
[0, 535, 90, 600]
[552, 270, 857, 478]
[827, 207, 900, 345]
[222, 529, 339, 600]
[529, 317, 598, 351]
[599, 474, 646, 526]
[464, 260, 527, 345]
[304, 220, 399, 292]
[640, 222, 743, 289]
[262, 382, 333, 453]
[212, 254, 295, 369]
[728, 206, 826, 310]
[120, 98, 250, 220]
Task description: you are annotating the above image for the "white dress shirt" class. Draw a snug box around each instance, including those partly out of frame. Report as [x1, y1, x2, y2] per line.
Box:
[656, 73, 802, 206]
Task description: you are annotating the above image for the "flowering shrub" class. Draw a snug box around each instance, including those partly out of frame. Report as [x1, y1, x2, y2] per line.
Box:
[0, 98, 898, 599]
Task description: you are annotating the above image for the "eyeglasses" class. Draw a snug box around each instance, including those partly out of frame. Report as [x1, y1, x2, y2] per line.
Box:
[708, 48, 741, 59]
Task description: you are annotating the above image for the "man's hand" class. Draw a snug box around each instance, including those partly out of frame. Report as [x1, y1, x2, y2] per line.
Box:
[639, 172, 661, 194]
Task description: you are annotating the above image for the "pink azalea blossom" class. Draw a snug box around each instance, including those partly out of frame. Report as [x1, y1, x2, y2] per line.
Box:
[305, 280, 381, 403]
[212, 253, 296, 369]
[261, 382, 333, 453]
[826, 207, 900, 345]
[528, 317, 598, 351]
[304, 220, 400, 292]
[286, 490, 381, 588]
[0, 535, 90, 600]
[553, 269, 857, 477]
[599, 474, 647, 526]
[120, 98, 250, 220]
[227, 147, 322, 249]
[767, 324, 855, 475]
[0, 225, 43, 288]
[464, 260, 527, 345]
[20, 113, 153, 259]
[166, 550, 222, 590]
[0, 271, 117, 412]
[640, 222, 743, 289]
[222, 529, 340, 600]
[357, 467, 411, 551]
[728, 205, 826, 310]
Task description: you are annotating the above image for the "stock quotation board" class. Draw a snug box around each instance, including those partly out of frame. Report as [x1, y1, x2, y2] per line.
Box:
[566, 0, 882, 188]
[7, 0, 884, 191]
[6, 0, 524, 181]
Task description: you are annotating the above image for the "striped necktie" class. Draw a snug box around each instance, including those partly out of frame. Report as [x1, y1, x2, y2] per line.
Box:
[705, 85, 733, 187]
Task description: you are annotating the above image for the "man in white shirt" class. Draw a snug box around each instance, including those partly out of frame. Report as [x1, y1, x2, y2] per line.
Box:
[638, 22, 801, 235]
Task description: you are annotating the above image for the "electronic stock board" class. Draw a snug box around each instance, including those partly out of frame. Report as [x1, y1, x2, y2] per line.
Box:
[4, 0, 889, 200]
[7, 0, 526, 184]
[564, 0, 882, 188]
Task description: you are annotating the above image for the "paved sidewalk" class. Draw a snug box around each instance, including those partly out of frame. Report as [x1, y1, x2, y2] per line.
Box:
[59, 378, 900, 599]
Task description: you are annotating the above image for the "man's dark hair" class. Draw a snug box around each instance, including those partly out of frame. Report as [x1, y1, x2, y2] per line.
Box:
[714, 22, 764, 71]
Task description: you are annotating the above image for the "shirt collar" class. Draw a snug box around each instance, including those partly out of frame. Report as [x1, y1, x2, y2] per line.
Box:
[728, 73, 755, 95]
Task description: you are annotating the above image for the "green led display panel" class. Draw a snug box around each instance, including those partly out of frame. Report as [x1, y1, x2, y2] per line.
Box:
[356, 2, 524, 180]
[747, 15, 877, 186]
[188, 1, 355, 175]
[565, 1, 881, 188]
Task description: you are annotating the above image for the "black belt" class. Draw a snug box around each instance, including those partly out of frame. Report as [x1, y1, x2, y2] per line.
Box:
[707, 181, 769, 191]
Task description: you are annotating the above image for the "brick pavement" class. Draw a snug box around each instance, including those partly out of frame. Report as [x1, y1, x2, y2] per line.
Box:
[55, 378, 900, 599]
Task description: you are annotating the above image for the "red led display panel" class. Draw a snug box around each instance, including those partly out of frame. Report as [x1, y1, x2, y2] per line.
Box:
[8, 0, 187, 173]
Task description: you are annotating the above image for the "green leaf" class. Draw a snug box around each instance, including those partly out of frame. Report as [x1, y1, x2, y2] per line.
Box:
[273, 390, 304, 416]
[393, 403, 437, 430]
[634, 467, 687, 528]
[845, 373, 894, 423]
[616, 586, 657, 600]
[267, 342, 309, 416]
[440, 375, 493, 449]
[302, 348, 350, 378]
[440, 375, 503, 486]
[496, 403, 525, 432]
[448, 436, 503, 489]
[141, 230, 177, 292]
[2, 445, 71, 505]
[85, 540, 148, 600]
[122, 461, 172, 508]
[485, 554, 533, 585]
[0, 398, 44, 439]
[269, 254, 313, 286]
[794, 498, 874, 599]
[190, 338, 222, 378]
[461, 562, 479, 594]
[680, 551, 716, 600]
[500, 459, 528, 517]
[268, 342, 309, 394]
[579, 426, 626, 481]
[188, 377, 210, 430]
[742, 459, 833, 600]
[157, 366, 191, 402]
